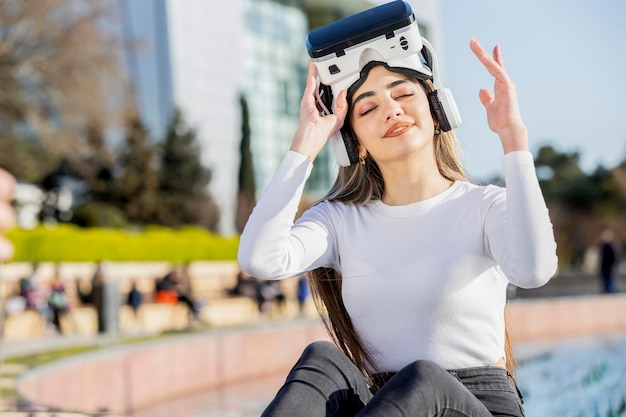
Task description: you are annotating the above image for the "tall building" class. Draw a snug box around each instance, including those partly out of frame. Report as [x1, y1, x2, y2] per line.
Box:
[119, 0, 442, 234]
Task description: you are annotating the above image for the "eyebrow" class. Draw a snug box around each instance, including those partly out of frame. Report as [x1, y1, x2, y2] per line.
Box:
[352, 79, 411, 107]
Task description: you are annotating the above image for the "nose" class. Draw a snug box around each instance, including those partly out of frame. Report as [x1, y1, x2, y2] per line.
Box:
[384, 99, 403, 121]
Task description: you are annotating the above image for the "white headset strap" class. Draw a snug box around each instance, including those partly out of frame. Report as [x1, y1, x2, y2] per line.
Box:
[420, 37, 443, 91]
[315, 75, 332, 116]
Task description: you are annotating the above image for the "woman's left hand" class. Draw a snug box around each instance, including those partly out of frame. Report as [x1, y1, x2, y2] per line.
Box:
[470, 38, 529, 153]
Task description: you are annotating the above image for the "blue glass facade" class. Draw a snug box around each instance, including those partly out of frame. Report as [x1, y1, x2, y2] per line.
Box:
[118, 0, 174, 141]
[117, 0, 440, 233]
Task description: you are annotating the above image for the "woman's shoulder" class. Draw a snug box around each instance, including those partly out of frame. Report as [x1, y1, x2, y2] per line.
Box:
[301, 198, 377, 227]
[310, 198, 358, 215]
[450, 181, 506, 212]
[454, 180, 505, 197]
[298, 199, 348, 224]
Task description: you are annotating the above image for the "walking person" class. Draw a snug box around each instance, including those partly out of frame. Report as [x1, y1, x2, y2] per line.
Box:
[599, 227, 620, 293]
[127, 280, 143, 318]
[238, 3, 557, 416]
[47, 273, 69, 334]
[296, 273, 310, 316]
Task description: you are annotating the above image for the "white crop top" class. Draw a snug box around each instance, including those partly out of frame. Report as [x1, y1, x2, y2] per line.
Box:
[238, 150, 558, 372]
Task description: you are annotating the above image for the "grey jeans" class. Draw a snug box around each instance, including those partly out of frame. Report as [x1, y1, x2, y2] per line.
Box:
[261, 341, 525, 417]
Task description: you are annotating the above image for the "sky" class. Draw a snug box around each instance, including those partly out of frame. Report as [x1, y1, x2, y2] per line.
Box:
[438, 0, 626, 181]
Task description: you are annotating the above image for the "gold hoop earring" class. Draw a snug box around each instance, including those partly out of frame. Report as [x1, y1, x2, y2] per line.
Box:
[359, 155, 366, 166]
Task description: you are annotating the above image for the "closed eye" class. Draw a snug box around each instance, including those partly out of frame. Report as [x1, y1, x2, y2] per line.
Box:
[355, 87, 416, 117]
[358, 105, 377, 117]
[393, 91, 416, 100]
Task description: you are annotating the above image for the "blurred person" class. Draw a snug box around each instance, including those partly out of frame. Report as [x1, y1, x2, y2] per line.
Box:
[599, 227, 620, 294]
[76, 262, 106, 333]
[156, 265, 203, 323]
[19, 262, 52, 327]
[173, 263, 203, 322]
[3, 288, 26, 316]
[47, 273, 69, 334]
[20, 263, 41, 310]
[154, 268, 178, 304]
[228, 269, 265, 314]
[127, 279, 143, 317]
[259, 279, 286, 318]
[296, 273, 310, 316]
[0, 167, 16, 262]
[228, 269, 257, 298]
[238, 6, 558, 416]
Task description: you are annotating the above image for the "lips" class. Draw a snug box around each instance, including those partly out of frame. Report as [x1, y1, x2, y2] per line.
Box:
[384, 122, 414, 138]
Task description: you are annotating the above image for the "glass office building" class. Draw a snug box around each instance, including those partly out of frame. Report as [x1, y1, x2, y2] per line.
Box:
[118, 0, 441, 233]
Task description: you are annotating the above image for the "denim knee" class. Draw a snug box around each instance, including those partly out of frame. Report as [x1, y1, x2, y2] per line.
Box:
[302, 340, 343, 359]
[288, 341, 367, 388]
[403, 359, 450, 381]
[279, 341, 372, 415]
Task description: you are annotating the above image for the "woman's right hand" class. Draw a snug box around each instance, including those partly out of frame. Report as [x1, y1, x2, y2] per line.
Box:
[290, 61, 349, 162]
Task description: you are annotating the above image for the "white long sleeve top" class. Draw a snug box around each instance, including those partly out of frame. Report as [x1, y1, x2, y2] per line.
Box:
[238, 150, 558, 372]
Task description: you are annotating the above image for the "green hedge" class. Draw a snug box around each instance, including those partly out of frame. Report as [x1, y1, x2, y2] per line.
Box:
[5, 224, 239, 262]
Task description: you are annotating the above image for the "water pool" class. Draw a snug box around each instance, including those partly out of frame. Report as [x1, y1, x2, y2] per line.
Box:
[516, 335, 626, 416]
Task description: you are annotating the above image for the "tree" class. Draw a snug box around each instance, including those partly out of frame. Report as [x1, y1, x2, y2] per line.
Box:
[70, 119, 126, 228]
[76, 119, 115, 199]
[115, 114, 159, 224]
[160, 109, 211, 195]
[535, 145, 626, 267]
[0, 133, 57, 183]
[235, 94, 256, 233]
[0, 0, 123, 158]
[534, 146, 596, 266]
[157, 108, 218, 230]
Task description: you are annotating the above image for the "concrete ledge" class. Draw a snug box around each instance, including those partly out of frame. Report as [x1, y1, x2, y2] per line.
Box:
[18, 320, 329, 415]
[16, 294, 626, 416]
[507, 293, 626, 343]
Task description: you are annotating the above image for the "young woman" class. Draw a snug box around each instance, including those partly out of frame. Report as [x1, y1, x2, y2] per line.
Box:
[238, 38, 557, 417]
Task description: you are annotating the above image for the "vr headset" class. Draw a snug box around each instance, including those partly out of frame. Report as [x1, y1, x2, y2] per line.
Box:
[305, 0, 461, 166]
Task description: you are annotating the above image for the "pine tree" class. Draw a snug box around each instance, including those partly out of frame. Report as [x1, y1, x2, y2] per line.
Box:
[116, 114, 159, 224]
[80, 119, 115, 199]
[158, 108, 218, 230]
[235, 94, 256, 233]
[160, 108, 211, 195]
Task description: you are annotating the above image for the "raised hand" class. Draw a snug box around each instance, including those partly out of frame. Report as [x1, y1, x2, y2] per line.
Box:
[0, 168, 16, 261]
[290, 61, 349, 162]
[470, 38, 529, 153]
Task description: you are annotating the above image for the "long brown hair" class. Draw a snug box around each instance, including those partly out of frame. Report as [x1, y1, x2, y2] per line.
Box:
[307, 73, 516, 389]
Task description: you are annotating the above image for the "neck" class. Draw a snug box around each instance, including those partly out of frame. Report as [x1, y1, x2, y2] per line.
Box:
[378, 156, 452, 205]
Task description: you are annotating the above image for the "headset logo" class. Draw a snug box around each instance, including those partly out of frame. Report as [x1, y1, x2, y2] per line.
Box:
[399, 36, 409, 51]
